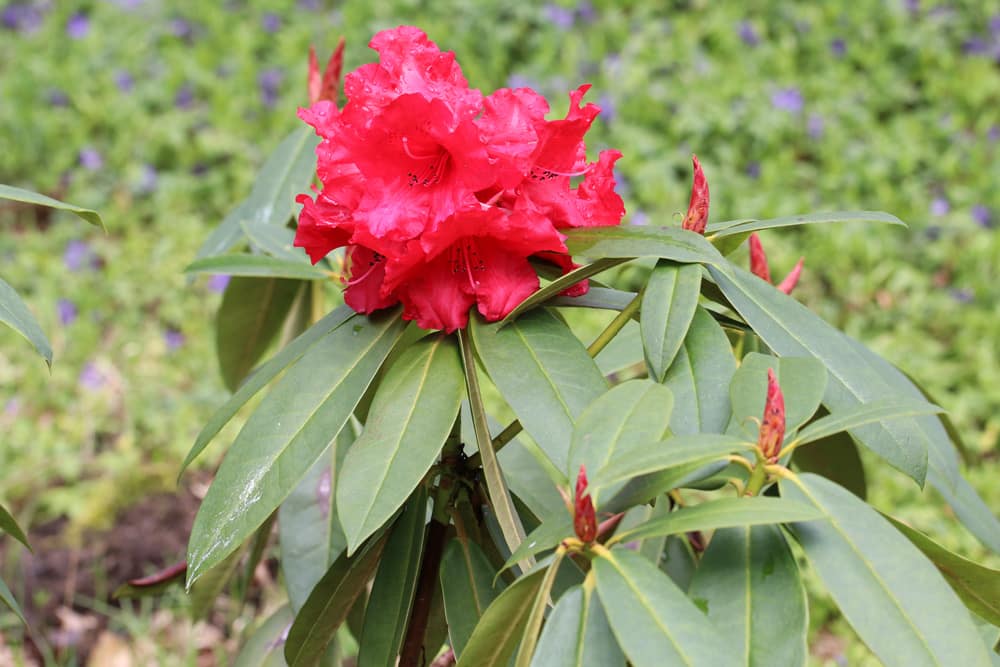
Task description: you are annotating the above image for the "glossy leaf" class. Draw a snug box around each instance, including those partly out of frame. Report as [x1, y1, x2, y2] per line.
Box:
[705, 210, 904, 237]
[242, 219, 311, 263]
[531, 584, 625, 667]
[215, 276, 301, 391]
[688, 525, 808, 666]
[568, 380, 673, 506]
[515, 551, 566, 667]
[285, 533, 390, 667]
[641, 261, 702, 382]
[0, 276, 52, 365]
[0, 575, 25, 625]
[500, 515, 574, 577]
[338, 336, 463, 553]
[549, 287, 638, 312]
[660, 535, 698, 591]
[0, 183, 104, 228]
[791, 428, 867, 500]
[791, 398, 943, 449]
[782, 473, 990, 667]
[729, 353, 827, 436]
[187, 254, 327, 280]
[0, 503, 30, 550]
[189, 545, 246, 620]
[232, 604, 294, 667]
[593, 547, 737, 666]
[501, 258, 629, 324]
[187, 310, 403, 585]
[357, 486, 429, 667]
[243, 127, 320, 227]
[885, 515, 1000, 625]
[564, 225, 724, 266]
[196, 200, 251, 260]
[471, 309, 607, 471]
[440, 537, 506, 658]
[610, 497, 823, 546]
[663, 307, 737, 436]
[455, 567, 546, 667]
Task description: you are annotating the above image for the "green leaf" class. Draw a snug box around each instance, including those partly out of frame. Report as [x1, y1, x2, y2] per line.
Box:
[640, 261, 702, 382]
[564, 225, 724, 266]
[782, 473, 990, 667]
[791, 398, 943, 449]
[688, 525, 808, 667]
[0, 276, 52, 366]
[215, 276, 302, 391]
[515, 551, 566, 667]
[0, 503, 30, 550]
[662, 307, 737, 436]
[242, 219, 311, 263]
[232, 604, 294, 667]
[189, 544, 246, 620]
[471, 309, 607, 471]
[338, 336, 463, 553]
[187, 310, 403, 586]
[705, 210, 905, 237]
[455, 567, 547, 667]
[708, 264, 929, 484]
[285, 533, 390, 667]
[593, 548, 737, 666]
[112, 562, 187, 600]
[181, 305, 355, 476]
[440, 538, 506, 659]
[357, 486, 429, 667]
[549, 287, 638, 312]
[568, 380, 673, 506]
[187, 254, 327, 280]
[530, 584, 625, 667]
[196, 200, 251, 260]
[884, 515, 1000, 626]
[243, 127, 320, 228]
[0, 574, 25, 625]
[501, 258, 629, 324]
[499, 515, 574, 577]
[791, 428, 867, 500]
[660, 535, 698, 592]
[0, 183, 104, 229]
[729, 353, 827, 437]
[610, 497, 823, 546]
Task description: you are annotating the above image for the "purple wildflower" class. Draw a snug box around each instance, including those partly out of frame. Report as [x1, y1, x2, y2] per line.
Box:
[4, 398, 21, 417]
[738, 21, 759, 46]
[963, 37, 989, 56]
[115, 70, 134, 93]
[137, 164, 158, 194]
[807, 113, 825, 138]
[164, 328, 185, 351]
[66, 13, 89, 39]
[544, 4, 574, 30]
[746, 161, 761, 179]
[298, 0, 320, 9]
[930, 197, 950, 216]
[949, 288, 974, 304]
[506, 73, 537, 90]
[905, 0, 919, 13]
[599, 93, 617, 124]
[2, 4, 43, 33]
[48, 89, 70, 107]
[258, 68, 284, 108]
[175, 83, 194, 109]
[771, 87, 804, 114]
[971, 204, 993, 228]
[576, 1, 596, 23]
[990, 14, 1000, 36]
[63, 240, 90, 271]
[830, 38, 846, 57]
[79, 362, 106, 390]
[630, 210, 649, 226]
[988, 125, 1000, 142]
[262, 12, 280, 33]
[57, 298, 78, 325]
[207, 274, 231, 293]
[170, 17, 193, 40]
[79, 148, 103, 171]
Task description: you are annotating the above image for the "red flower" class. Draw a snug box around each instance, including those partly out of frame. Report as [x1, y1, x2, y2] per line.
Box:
[308, 37, 345, 105]
[758, 368, 786, 461]
[681, 154, 709, 234]
[573, 465, 597, 543]
[747, 232, 805, 295]
[294, 27, 625, 332]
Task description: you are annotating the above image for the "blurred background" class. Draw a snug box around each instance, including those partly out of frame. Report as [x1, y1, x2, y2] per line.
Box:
[0, 0, 998, 664]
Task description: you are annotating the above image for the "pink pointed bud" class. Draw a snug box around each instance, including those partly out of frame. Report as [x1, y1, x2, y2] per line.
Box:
[748, 232, 772, 283]
[307, 37, 346, 105]
[777, 257, 805, 294]
[574, 465, 597, 543]
[758, 368, 786, 461]
[307, 46, 322, 105]
[681, 154, 710, 234]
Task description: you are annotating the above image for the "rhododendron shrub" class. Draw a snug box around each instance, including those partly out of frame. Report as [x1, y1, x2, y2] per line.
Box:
[178, 27, 1000, 667]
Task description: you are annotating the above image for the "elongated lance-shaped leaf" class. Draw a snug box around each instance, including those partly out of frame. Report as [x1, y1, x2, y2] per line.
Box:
[180, 305, 355, 476]
[357, 485, 428, 667]
[782, 473, 991, 667]
[0, 276, 52, 365]
[0, 183, 104, 228]
[232, 604, 294, 667]
[285, 532, 390, 667]
[791, 427, 867, 500]
[458, 327, 530, 566]
[549, 287, 638, 312]
[471, 309, 607, 471]
[501, 258, 629, 324]
[530, 582, 625, 667]
[186, 309, 404, 586]
[0, 575, 25, 625]
[440, 537, 506, 658]
[196, 200, 251, 260]
[883, 514, 1000, 626]
[568, 380, 673, 506]
[186, 254, 327, 280]
[709, 264, 930, 484]
[688, 525, 808, 667]
[593, 547, 738, 666]
[705, 210, 905, 238]
[241, 219, 310, 263]
[0, 503, 30, 550]
[455, 567, 547, 667]
[189, 541, 248, 620]
[515, 550, 566, 667]
[610, 497, 823, 546]
[641, 261, 702, 382]
[663, 306, 736, 436]
[338, 336, 463, 553]
[728, 353, 827, 436]
[790, 398, 943, 450]
[500, 516, 574, 577]
[564, 225, 725, 266]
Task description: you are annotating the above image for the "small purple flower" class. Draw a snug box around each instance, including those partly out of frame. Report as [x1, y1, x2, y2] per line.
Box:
[506, 73, 537, 90]
[988, 125, 1000, 142]
[738, 21, 759, 46]
[746, 161, 761, 179]
[164, 328, 185, 351]
[949, 288, 974, 304]
[175, 83, 194, 109]
[262, 12, 280, 33]
[830, 38, 846, 57]
[79, 148, 103, 171]
[598, 93, 616, 124]
[259, 68, 284, 108]
[544, 4, 574, 30]
[57, 298, 78, 325]
[299, 0, 321, 9]
[66, 13, 90, 39]
[930, 197, 950, 216]
[170, 17, 193, 40]
[963, 37, 989, 56]
[137, 164, 158, 194]
[63, 240, 91, 271]
[807, 113, 825, 138]
[629, 210, 649, 226]
[905, 0, 919, 13]
[576, 1, 596, 23]
[79, 362, 105, 390]
[115, 70, 134, 93]
[4, 398, 21, 417]
[990, 14, 1000, 36]
[207, 274, 231, 293]
[2, 4, 43, 33]
[971, 204, 993, 228]
[771, 87, 804, 114]
[48, 89, 70, 107]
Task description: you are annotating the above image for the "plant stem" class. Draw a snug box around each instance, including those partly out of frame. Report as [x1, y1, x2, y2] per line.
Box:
[398, 515, 448, 667]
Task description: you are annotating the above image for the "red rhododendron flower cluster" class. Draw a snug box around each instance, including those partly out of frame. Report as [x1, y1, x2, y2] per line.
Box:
[294, 26, 625, 332]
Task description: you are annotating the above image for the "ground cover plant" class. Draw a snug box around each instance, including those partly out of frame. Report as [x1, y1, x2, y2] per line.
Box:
[0, 1, 998, 664]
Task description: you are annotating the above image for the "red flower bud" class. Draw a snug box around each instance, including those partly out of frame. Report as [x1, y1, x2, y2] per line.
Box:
[748, 232, 772, 283]
[777, 257, 805, 295]
[758, 368, 786, 461]
[574, 465, 597, 543]
[681, 154, 710, 234]
[308, 37, 346, 105]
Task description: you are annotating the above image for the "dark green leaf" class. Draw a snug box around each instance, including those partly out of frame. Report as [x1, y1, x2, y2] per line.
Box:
[357, 486, 429, 667]
[285, 533, 390, 667]
[195, 200, 251, 260]
[791, 399, 943, 449]
[338, 336, 463, 553]
[640, 261, 702, 382]
[232, 604, 294, 667]
[782, 473, 990, 666]
[705, 210, 905, 237]
[688, 525, 808, 666]
[594, 547, 737, 666]
[501, 258, 629, 324]
[189, 545, 246, 620]
[499, 515, 574, 577]
[187, 310, 403, 586]
[0, 183, 104, 229]
[0, 575, 25, 625]
[515, 551, 566, 667]
[242, 219, 311, 263]
[549, 287, 638, 312]
[530, 584, 625, 667]
[243, 127, 320, 228]
[791, 428, 867, 500]
[729, 353, 827, 436]
[0, 276, 52, 366]
[0, 503, 30, 550]
[564, 225, 724, 266]
[455, 567, 547, 667]
[187, 254, 327, 280]
[440, 537, 506, 659]
[660, 535, 697, 591]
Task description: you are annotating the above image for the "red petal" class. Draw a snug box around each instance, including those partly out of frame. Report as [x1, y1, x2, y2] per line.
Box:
[777, 257, 805, 294]
[472, 247, 540, 322]
[294, 193, 353, 264]
[748, 232, 772, 283]
[574, 465, 597, 543]
[574, 149, 625, 228]
[681, 154, 709, 234]
[319, 37, 345, 105]
[758, 368, 786, 461]
[397, 253, 476, 332]
[343, 246, 397, 313]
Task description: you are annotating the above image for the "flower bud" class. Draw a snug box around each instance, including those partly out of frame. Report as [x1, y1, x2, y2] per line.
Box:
[574, 465, 597, 543]
[748, 232, 772, 283]
[681, 154, 709, 234]
[758, 368, 786, 461]
[777, 257, 805, 294]
[308, 37, 346, 105]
